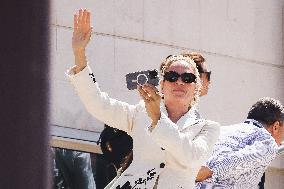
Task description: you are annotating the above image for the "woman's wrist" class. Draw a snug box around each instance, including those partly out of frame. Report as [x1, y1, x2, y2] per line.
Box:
[72, 65, 86, 74]
[151, 121, 158, 128]
[148, 122, 157, 132]
[73, 48, 87, 74]
[151, 115, 161, 127]
[73, 47, 86, 53]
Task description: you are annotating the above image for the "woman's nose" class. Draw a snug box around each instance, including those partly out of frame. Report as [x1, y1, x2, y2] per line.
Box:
[175, 77, 184, 85]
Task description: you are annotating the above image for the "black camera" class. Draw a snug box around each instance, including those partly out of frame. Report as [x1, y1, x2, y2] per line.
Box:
[125, 69, 159, 90]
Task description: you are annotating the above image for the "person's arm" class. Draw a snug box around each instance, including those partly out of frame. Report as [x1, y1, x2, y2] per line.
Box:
[66, 10, 137, 134]
[195, 166, 213, 182]
[151, 116, 220, 167]
[206, 133, 278, 182]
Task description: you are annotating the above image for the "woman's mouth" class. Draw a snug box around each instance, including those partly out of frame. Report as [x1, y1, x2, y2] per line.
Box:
[172, 89, 186, 94]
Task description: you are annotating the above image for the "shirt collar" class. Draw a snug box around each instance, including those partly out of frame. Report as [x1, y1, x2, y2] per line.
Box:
[244, 119, 263, 128]
[160, 103, 202, 130]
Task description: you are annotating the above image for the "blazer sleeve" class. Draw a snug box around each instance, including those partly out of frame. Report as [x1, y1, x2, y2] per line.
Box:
[149, 113, 220, 167]
[66, 65, 137, 135]
[206, 134, 278, 182]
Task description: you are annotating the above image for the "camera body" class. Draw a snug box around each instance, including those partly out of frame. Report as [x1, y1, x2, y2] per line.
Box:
[125, 69, 159, 90]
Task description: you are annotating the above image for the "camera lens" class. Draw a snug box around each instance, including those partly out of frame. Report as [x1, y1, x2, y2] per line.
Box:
[137, 74, 148, 85]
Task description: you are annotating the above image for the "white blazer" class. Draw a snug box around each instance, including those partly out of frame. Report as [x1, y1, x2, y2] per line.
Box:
[67, 65, 220, 189]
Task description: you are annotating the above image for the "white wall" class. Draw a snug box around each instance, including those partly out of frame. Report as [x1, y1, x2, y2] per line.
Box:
[50, 0, 284, 187]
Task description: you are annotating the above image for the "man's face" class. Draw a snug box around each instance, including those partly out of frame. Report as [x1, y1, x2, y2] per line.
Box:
[275, 122, 284, 146]
[271, 121, 284, 146]
[199, 63, 211, 97]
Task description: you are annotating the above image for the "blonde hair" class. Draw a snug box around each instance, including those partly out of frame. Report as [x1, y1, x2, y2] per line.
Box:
[159, 54, 202, 107]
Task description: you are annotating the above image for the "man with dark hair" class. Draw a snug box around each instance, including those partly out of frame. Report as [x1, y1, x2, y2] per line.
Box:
[92, 124, 133, 189]
[181, 52, 211, 97]
[195, 97, 284, 189]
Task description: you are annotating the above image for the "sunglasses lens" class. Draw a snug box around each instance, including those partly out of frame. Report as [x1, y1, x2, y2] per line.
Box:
[181, 73, 196, 83]
[164, 71, 196, 83]
[164, 71, 179, 82]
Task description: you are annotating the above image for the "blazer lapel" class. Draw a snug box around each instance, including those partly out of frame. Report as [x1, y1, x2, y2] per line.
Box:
[179, 108, 205, 132]
[160, 103, 204, 132]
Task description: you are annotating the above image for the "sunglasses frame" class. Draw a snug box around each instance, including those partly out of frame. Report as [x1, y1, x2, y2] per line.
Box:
[200, 71, 211, 81]
[163, 71, 197, 84]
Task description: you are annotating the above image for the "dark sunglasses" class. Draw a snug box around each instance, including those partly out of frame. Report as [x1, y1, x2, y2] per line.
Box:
[164, 71, 196, 83]
[200, 71, 211, 81]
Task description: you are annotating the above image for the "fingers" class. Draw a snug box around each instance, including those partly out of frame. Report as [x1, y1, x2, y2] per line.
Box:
[74, 9, 91, 31]
[141, 84, 161, 100]
[84, 27, 93, 42]
[138, 86, 151, 101]
[74, 14, 78, 31]
[86, 11, 91, 29]
[78, 9, 83, 29]
[138, 85, 161, 102]
[84, 10, 92, 39]
[82, 9, 89, 26]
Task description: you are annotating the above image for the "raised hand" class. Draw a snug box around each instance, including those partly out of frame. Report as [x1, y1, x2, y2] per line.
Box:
[138, 84, 162, 126]
[72, 9, 92, 52]
[72, 9, 93, 73]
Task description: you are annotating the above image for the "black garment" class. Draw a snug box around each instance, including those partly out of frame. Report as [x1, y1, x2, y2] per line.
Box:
[93, 125, 133, 189]
[91, 154, 117, 189]
[53, 148, 95, 189]
[258, 173, 265, 189]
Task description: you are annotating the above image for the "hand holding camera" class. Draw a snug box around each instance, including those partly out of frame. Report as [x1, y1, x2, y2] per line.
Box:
[138, 84, 162, 125]
[126, 69, 162, 124]
[125, 69, 159, 90]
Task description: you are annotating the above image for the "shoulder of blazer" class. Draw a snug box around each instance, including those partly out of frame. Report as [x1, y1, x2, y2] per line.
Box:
[191, 120, 220, 134]
[204, 120, 220, 127]
[201, 120, 221, 136]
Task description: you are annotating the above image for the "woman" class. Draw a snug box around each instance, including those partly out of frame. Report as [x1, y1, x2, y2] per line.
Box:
[67, 9, 220, 189]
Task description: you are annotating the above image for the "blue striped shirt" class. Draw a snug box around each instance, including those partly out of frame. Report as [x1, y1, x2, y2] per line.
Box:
[195, 119, 278, 189]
